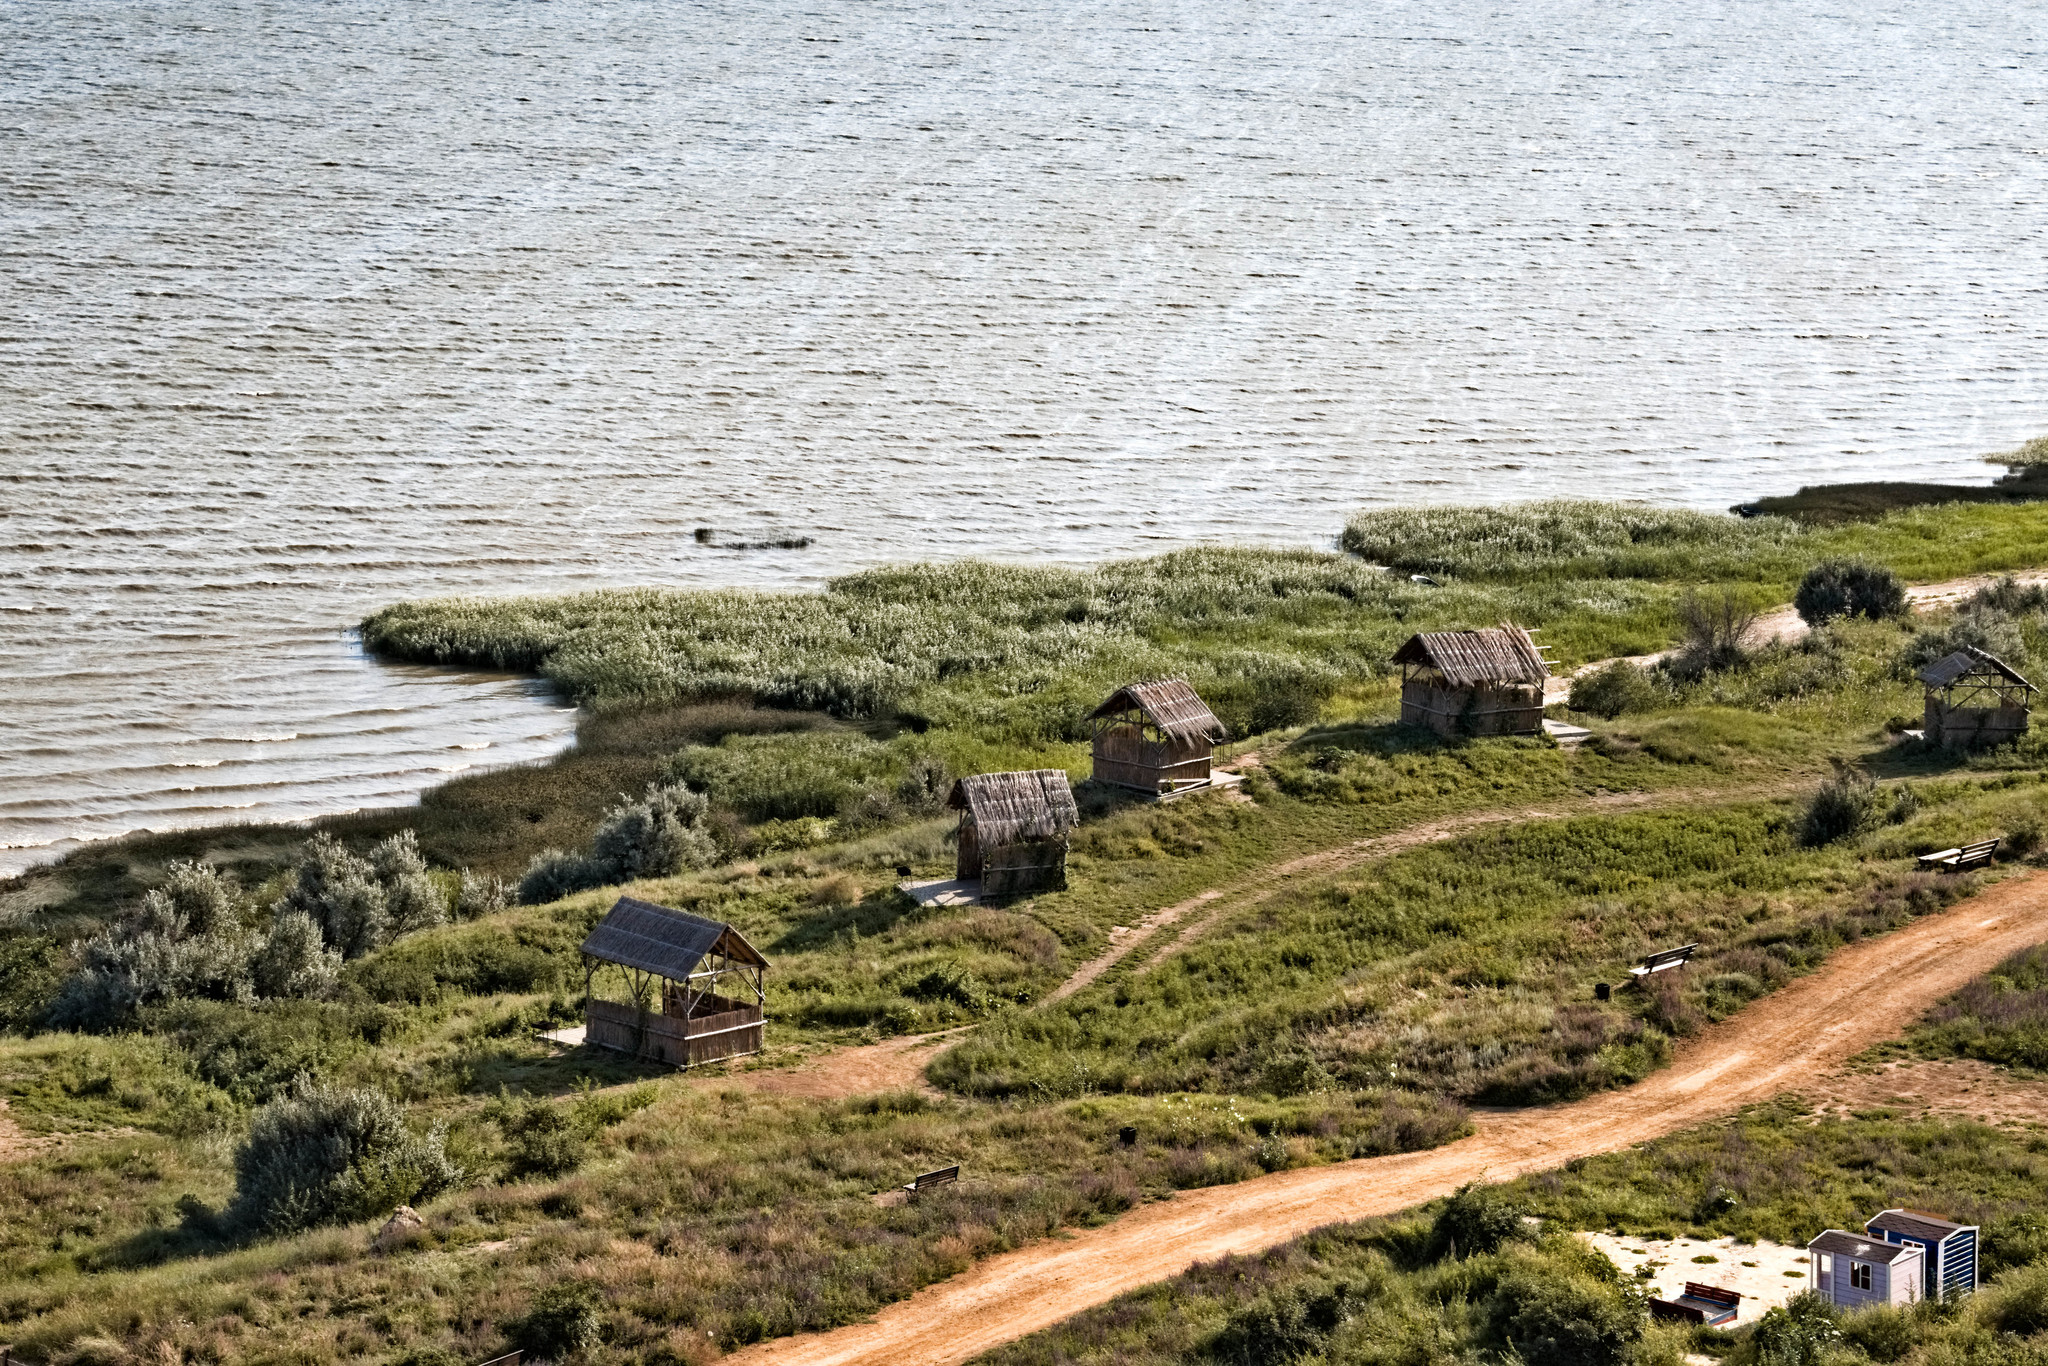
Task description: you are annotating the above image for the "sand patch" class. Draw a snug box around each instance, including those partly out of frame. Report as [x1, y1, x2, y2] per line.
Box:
[1581, 1232, 1810, 1325]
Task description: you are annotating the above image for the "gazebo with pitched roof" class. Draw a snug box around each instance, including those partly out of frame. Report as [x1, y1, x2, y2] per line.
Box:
[948, 770, 1078, 899]
[579, 896, 768, 1066]
[1087, 679, 1229, 795]
[1391, 622, 1551, 738]
[1918, 646, 2036, 749]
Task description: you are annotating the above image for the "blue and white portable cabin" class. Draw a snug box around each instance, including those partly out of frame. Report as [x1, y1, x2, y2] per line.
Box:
[1866, 1209, 1978, 1299]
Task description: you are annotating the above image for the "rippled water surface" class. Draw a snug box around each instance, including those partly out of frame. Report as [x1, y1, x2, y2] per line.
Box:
[4, 0, 2046, 872]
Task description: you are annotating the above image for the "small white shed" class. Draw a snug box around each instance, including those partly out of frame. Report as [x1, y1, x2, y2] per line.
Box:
[1809, 1230, 1923, 1310]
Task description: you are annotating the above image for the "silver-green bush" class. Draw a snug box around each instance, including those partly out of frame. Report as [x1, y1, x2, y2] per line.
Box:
[227, 1080, 462, 1236]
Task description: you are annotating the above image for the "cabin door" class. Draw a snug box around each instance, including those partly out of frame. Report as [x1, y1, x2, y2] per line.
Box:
[957, 819, 982, 881]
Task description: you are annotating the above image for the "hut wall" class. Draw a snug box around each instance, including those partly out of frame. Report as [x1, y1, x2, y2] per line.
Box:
[1091, 724, 1213, 792]
[586, 996, 765, 1066]
[1401, 680, 1544, 738]
[1926, 698, 2030, 749]
[956, 817, 983, 881]
[980, 839, 1068, 898]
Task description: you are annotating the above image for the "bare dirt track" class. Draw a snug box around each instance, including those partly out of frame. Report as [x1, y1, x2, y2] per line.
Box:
[726, 872, 2048, 1366]
[722, 1030, 964, 1101]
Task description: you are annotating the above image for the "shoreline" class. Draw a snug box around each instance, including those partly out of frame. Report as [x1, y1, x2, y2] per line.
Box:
[8, 484, 2046, 907]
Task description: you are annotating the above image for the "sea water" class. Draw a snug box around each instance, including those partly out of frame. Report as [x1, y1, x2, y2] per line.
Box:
[3, 0, 2044, 872]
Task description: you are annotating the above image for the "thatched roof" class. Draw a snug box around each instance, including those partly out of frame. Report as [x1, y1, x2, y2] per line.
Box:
[1088, 679, 1227, 744]
[1917, 645, 2036, 691]
[948, 770, 1079, 847]
[580, 896, 768, 981]
[1391, 622, 1549, 687]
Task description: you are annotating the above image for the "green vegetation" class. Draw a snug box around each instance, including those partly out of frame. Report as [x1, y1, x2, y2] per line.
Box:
[1903, 943, 2048, 1072]
[1794, 561, 1908, 628]
[983, 1104, 2048, 1366]
[222, 1080, 463, 1237]
[4, 500, 2048, 1364]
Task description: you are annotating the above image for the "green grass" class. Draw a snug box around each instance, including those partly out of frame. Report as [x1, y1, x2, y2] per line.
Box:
[1342, 499, 2048, 587]
[1896, 943, 2048, 1073]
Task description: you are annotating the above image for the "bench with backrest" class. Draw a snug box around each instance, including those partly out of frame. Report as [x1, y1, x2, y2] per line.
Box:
[1629, 944, 1698, 980]
[1650, 1282, 1740, 1326]
[903, 1164, 960, 1195]
[1918, 838, 1999, 873]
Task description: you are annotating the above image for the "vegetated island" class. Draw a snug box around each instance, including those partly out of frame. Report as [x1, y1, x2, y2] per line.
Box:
[2, 486, 2048, 1366]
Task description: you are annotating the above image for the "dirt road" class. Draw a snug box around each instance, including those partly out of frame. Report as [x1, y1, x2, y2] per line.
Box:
[726, 872, 2048, 1366]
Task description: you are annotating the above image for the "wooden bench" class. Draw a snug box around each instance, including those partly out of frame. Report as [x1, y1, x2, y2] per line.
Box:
[1650, 1282, 1740, 1326]
[903, 1165, 960, 1195]
[1628, 944, 1699, 980]
[1918, 838, 1999, 873]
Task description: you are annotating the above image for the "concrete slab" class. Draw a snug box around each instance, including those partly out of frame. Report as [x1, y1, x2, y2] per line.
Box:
[1580, 1232, 1811, 1326]
[900, 877, 982, 908]
[1154, 769, 1247, 803]
[539, 1024, 587, 1048]
[1544, 718, 1594, 748]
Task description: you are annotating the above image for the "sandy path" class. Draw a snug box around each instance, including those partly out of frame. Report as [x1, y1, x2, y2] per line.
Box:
[1545, 569, 2048, 702]
[726, 872, 2048, 1366]
[697, 1030, 969, 1101]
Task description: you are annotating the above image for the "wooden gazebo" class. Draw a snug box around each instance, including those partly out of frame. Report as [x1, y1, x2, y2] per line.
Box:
[949, 770, 1079, 899]
[1088, 679, 1229, 795]
[1918, 647, 2036, 749]
[1391, 623, 1551, 738]
[579, 897, 768, 1066]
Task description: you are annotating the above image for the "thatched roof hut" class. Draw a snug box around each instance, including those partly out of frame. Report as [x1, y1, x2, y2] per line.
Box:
[948, 769, 1078, 899]
[1088, 679, 1228, 795]
[1917, 646, 2036, 749]
[1392, 622, 1550, 737]
[579, 897, 768, 1066]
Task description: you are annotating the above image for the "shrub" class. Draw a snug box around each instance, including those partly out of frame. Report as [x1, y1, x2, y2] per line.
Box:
[1749, 1292, 1839, 1366]
[276, 834, 391, 959]
[456, 869, 509, 919]
[50, 926, 259, 1031]
[1989, 1261, 2048, 1336]
[1432, 1181, 1531, 1259]
[1798, 764, 1880, 847]
[1968, 574, 2048, 616]
[496, 1094, 588, 1179]
[1984, 1212, 2048, 1278]
[518, 849, 602, 906]
[371, 831, 448, 936]
[1568, 660, 1659, 719]
[226, 1080, 463, 1236]
[1839, 1304, 1922, 1363]
[587, 782, 717, 882]
[138, 860, 245, 936]
[1491, 1261, 1640, 1366]
[508, 1281, 606, 1360]
[1795, 560, 1907, 626]
[1211, 1279, 1358, 1366]
[1665, 589, 1760, 679]
[251, 910, 340, 1001]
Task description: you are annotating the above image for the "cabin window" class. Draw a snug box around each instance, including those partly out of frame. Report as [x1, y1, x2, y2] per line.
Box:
[1851, 1262, 1872, 1291]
